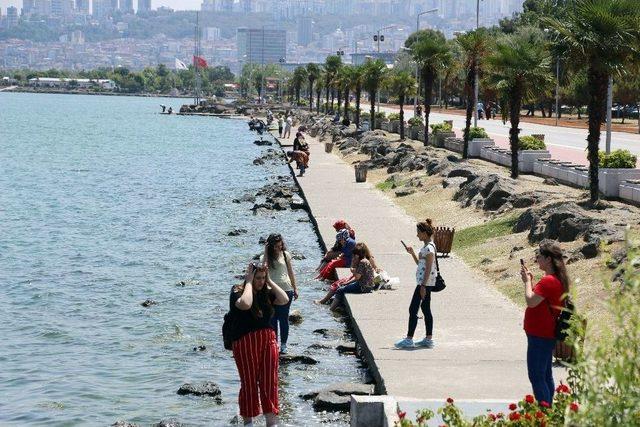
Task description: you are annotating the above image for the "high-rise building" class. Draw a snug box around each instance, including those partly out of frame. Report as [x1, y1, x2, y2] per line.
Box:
[22, 0, 35, 15]
[34, 0, 50, 16]
[50, 0, 73, 16]
[203, 26, 221, 41]
[241, 0, 253, 13]
[75, 0, 90, 14]
[7, 6, 19, 27]
[137, 0, 151, 13]
[297, 16, 313, 46]
[237, 27, 286, 65]
[120, 0, 134, 13]
[94, 0, 116, 18]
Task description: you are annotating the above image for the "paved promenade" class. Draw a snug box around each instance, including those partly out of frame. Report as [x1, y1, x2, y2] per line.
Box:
[278, 131, 566, 401]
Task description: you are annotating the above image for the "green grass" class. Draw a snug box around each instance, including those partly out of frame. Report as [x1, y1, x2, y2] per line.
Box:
[453, 214, 520, 250]
[376, 181, 395, 191]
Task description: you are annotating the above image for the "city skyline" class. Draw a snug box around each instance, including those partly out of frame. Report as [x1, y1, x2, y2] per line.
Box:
[0, 0, 202, 10]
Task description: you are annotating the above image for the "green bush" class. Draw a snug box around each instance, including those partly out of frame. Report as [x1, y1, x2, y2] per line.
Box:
[468, 127, 489, 139]
[519, 135, 546, 150]
[361, 112, 370, 120]
[598, 149, 637, 169]
[388, 112, 401, 121]
[375, 111, 387, 120]
[408, 116, 424, 127]
[429, 122, 453, 134]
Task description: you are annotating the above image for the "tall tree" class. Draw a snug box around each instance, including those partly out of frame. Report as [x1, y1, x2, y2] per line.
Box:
[486, 27, 553, 178]
[362, 59, 387, 130]
[291, 66, 308, 105]
[406, 29, 451, 146]
[323, 55, 342, 113]
[386, 70, 416, 140]
[456, 28, 490, 158]
[350, 65, 365, 128]
[315, 73, 324, 113]
[306, 63, 320, 112]
[339, 65, 355, 123]
[545, 0, 640, 202]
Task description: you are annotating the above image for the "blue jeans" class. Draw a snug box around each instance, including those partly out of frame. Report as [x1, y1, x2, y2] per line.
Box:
[527, 334, 556, 404]
[335, 281, 366, 300]
[271, 290, 294, 345]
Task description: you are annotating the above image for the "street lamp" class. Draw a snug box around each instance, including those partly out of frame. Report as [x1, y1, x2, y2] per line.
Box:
[414, 8, 438, 115]
[372, 25, 395, 113]
[473, 0, 484, 127]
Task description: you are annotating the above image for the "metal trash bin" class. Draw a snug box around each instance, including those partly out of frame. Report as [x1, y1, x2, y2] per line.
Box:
[355, 164, 368, 183]
[325, 142, 334, 153]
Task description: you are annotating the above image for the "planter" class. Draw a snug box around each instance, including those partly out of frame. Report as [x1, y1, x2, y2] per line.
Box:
[417, 130, 426, 142]
[444, 137, 464, 154]
[325, 142, 334, 153]
[598, 168, 640, 197]
[409, 126, 423, 140]
[380, 121, 391, 131]
[619, 180, 640, 204]
[518, 150, 552, 173]
[390, 120, 400, 133]
[434, 131, 457, 148]
[468, 138, 495, 157]
[355, 164, 368, 183]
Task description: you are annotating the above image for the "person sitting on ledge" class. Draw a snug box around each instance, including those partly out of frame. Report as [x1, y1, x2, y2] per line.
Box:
[286, 151, 309, 177]
[317, 229, 356, 281]
[315, 220, 357, 272]
[329, 243, 377, 311]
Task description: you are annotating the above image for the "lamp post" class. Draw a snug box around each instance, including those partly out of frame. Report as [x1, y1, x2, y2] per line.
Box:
[473, 0, 483, 127]
[373, 25, 395, 113]
[414, 8, 438, 115]
[606, 76, 613, 154]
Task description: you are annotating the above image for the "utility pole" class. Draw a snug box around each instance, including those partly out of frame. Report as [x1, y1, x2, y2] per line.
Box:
[555, 57, 560, 127]
[374, 25, 395, 113]
[473, 0, 481, 127]
[606, 76, 613, 154]
[414, 8, 438, 116]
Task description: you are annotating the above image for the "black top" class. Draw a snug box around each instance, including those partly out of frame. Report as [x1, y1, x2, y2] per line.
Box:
[229, 285, 275, 340]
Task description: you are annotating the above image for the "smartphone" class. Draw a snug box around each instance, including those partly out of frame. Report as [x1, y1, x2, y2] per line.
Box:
[401, 240, 408, 250]
[520, 258, 525, 266]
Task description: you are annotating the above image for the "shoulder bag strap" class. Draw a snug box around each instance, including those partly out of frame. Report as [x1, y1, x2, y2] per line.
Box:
[428, 242, 440, 273]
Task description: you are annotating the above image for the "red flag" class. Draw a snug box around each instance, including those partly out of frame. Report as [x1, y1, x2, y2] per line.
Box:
[193, 55, 208, 68]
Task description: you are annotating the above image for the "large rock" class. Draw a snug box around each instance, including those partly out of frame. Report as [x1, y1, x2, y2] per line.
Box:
[177, 382, 222, 399]
[313, 391, 351, 412]
[443, 177, 468, 189]
[153, 420, 185, 427]
[447, 167, 477, 179]
[313, 328, 345, 338]
[288, 309, 303, 324]
[302, 383, 375, 412]
[454, 174, 517, 211]
[227, 228, 247, 236]
[279, 354, 318, 365]
[112, 422, 137, 427]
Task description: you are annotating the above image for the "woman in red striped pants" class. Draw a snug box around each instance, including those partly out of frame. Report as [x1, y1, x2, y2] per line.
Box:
[230, 263, 289, 427]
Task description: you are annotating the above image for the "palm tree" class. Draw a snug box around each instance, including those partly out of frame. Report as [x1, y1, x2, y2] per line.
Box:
[315, 74, 324, 113]
[339, 65, 355, 123]
[456, 28, 490, 158]
[406, 29, 451, 146]
[323, 55, 342, 113]
[486, 28, 553, 178]
[362, 59, 387, 130]
[386, 70, 416, 140]
[350, 65, 365, 127]
[545, 0, 640, 202]
[291, 66, 308, 105]
[306, 63, 321, 112]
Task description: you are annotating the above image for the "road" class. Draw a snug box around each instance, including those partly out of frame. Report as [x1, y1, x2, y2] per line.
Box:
[379, 105, 640, 165]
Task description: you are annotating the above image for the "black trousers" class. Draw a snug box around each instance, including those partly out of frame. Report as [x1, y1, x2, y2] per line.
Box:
[407, 285, 433, 337]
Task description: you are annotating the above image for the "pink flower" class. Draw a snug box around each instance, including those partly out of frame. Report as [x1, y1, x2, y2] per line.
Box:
[570, 402, 580, 412]
[525, 394, 535, 404]
[508, 403, 517, 411]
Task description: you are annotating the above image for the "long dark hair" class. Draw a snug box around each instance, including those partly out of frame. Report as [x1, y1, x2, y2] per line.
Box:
[266, 233, 287, 269]
[234, 265, 274, 320]
[539, 240, 570, 294]
[352, 242, 373, 261]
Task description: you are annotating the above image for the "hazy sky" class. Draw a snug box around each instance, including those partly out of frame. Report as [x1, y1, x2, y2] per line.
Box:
[0, 0, 202, 11]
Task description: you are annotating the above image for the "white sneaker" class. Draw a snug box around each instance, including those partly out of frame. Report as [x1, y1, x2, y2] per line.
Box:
[394, 338, 414, 349]
[415, 337, 434, 348]
[279, 344, 288, 354]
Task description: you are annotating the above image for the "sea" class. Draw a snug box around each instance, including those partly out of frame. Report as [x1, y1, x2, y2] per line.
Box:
[0, 92, 368, 426]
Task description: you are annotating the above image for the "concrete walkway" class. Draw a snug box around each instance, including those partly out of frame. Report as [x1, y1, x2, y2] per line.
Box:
[277, 131, 566, 401]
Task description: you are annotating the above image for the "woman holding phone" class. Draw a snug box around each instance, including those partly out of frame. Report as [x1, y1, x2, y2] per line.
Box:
[230, 262, 289, 427]
[520, 241, 569, 405]
[395, 219, 437, 349]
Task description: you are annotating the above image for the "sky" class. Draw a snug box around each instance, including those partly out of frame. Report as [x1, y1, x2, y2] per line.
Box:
[0, 0, 202, 11]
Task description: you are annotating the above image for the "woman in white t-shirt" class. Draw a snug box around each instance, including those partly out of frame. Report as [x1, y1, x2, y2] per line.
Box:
[395, 218, 437, 349]
[261, 233, 297, 354]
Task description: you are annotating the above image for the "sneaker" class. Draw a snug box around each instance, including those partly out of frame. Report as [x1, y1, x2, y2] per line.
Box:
[279, 344, 288, 354]
[394, 338, 414, 349]
[415, 338, 434, 348]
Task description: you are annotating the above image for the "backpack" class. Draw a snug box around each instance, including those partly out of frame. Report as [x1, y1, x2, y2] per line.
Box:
[222, 311, 237, 351]
[547, 295, 576, 362]
[428, 243, 446, 293]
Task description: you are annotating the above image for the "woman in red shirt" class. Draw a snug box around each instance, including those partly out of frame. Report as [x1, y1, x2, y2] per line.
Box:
[520, 241, 569, 405]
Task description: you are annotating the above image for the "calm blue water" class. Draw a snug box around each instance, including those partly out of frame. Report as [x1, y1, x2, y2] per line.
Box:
[0, 93, 365, 426]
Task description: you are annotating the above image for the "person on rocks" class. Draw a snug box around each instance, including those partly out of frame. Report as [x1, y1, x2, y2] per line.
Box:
[317, 229, 356, 281]
[395, 218, 437, 349]
[230, 262, 289, 427]
[315, 220, 357, 273]
[283, 115, 293, 139]
[286, 151, 309, 176]
[260, 234, 298, 354]
[520, 241, 569, 405]
[315, 243, 379, 306]
[277, 115, 284, 137]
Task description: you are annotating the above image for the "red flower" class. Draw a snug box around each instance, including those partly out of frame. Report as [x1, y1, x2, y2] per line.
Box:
[496, 412, 504, 419]
[398, 411, 406, 420]
[447, 397, 454, 404]
[525, 394, 535, 404]
[509, 412, 521, 421]
[509, 403, 517, 411]
[556, 383, 570, 394]
[525, 413, 532, 420]
[540, 401, 550, 408]
[570, 402, 580, 412]
[488, 414, 497, 421]
[536, 411, 545, 419]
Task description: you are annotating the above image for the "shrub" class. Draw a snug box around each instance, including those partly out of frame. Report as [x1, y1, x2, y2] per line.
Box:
[468, 127, 489, 139]
[598, 149, 637, 169]
[388, 112, 401, 121]
[375, 111, 387, 120]
[408, 116, 424, 127]
[429, 122, 453, 134]
[519, 135, 546, 150]
[360, 112, 370, 120]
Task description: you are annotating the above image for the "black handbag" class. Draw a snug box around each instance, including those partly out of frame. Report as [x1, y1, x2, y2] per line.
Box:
[429, 243, 446, 293]
[222, 311, 237, 351]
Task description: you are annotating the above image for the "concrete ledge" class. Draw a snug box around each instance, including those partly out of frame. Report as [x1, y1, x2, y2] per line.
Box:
[350, 395, 398, 427]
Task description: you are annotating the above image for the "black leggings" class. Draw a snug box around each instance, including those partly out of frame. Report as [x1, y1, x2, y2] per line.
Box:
[407, 285, 433, 337]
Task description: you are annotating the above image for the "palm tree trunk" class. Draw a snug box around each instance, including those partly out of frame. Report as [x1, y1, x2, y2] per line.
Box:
[355, 85, 361, 128]
[296, 87, 301, 105]
[308, 81, 313, 111]
[586, 66, 609, 202]
[316, 90, 321, 113]
[370, 90, 376, 130]
[399, 94, 405, 140]
[337, 89, 342, 114]
[325, 82, 330, 113]
[462, 65, 475, 159]
[509, 86, 523, 179]
[330, 89, 335, 111]
[423, 69, 434, 146]
[343, 87, 349, 121]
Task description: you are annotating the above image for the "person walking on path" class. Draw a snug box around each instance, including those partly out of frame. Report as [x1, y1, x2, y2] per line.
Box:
[277, 115, 284, 137]
[283, 115, 293, 139]
[230, 262, 290, 427]
[395, 219, 437, 349]
[261, 233, 298, 354]
[520, 241, 569, 405]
